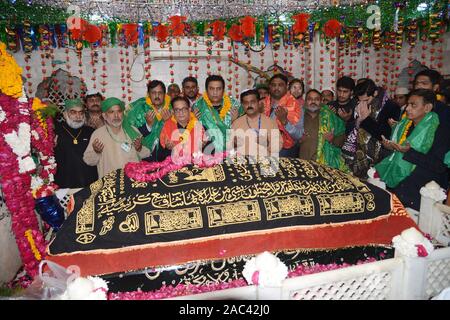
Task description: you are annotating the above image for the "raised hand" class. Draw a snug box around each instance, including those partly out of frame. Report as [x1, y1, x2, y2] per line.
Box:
[92, 138, 104, 154]
[230, 107, 239, 122]
[160, 108, 172, 121]
[133, 137, 143, 152]
[323, 128, 334, 143]
[145, 110, 156, 127]
[275, 106, 288, 126]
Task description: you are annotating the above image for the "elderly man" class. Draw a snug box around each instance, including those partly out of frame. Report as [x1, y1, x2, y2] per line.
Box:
[54, 98, 98, 188]
[84, 97, 150, 178]
[167, 83, 181, 100]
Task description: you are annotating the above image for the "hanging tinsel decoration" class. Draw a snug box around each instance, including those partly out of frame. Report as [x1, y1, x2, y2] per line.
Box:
[168, 15, 187, 38]
[406, 20, 418, 47]
[272, 24, 282, 51]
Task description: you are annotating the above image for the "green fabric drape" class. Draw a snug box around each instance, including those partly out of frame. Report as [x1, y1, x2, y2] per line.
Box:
[375, 112, 439, 188]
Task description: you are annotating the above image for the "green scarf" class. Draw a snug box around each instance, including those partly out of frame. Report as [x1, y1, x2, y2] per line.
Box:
[192, 96, 243, 152]
[122, 97, 170, 151]
[316, 105, 349, 172]
[445, 151, 450, 168]
[375, 112, 439, 188]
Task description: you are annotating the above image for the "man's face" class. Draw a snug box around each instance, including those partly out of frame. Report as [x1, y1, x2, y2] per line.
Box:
[357, 93, 375, 106]
[85, 96, 102, 112]
[206, 80, 224, 105]
[64, 106, 86, 129]
[172, 100, 190, 125]
[149, 85, 165, 108]
[321, 90, 334, 104]
[257, 88, 269, 100]
[182, 81, 199, 100]
[406, 95, 432, 124]
[336, 87, 352, 104]
[305, 91, 322, 113]
[414, 75, 438, 92]
[103, 105, 124, 128]
[289, 82, 304, 99]
[242, 94, 259, 117]
[168, 85, 181, 100]
[394, 94, 407, 107]
[269, 78, 288, 100]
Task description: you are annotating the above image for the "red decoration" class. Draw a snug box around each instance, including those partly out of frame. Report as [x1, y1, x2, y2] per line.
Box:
[228, 24, 244, 42]
[155, 24, 169, 43]
[122, 23, 138, 46]
[323, 19, 342, 38]
[211, 20, 227, 41]
[67, 17, 88, 40]
[83, 24, 102, 44]
[240, 16, 256, 38]
[292, 13, 310, 35]
[168, 15, 187, 37]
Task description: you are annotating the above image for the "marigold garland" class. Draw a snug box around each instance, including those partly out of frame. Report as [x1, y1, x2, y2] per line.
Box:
[0, 42, 23, 98]
[399, 120, 413, 145]
[202, 92, 231, 120]
[171, 112, 197, 143]
[145, 95, 171, 121]
[24, 229, 42, 261]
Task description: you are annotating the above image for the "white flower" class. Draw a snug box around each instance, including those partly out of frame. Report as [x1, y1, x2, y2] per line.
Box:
[18, 156, 36, 173]
[31, 175, 44, 191]
[392, 227, 434, 258]
[0, 106, 6, 123]
[60, 276, 108, 300]
[242, 251, 288, 287]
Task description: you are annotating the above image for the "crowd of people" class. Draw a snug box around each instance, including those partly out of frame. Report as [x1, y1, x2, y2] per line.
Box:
[53, 69, 450, 211]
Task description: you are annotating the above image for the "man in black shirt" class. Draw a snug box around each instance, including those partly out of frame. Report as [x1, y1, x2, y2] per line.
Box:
[328, 76, 357, 135]
[54, 99, 98, 188]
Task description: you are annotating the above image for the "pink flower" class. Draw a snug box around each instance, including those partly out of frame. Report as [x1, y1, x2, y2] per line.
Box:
[416, 244, 428, 257]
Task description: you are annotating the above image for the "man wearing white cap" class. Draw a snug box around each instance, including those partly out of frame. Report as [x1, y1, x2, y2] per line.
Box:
[84, 91, 105, 129]
[388, 87, 409, 127]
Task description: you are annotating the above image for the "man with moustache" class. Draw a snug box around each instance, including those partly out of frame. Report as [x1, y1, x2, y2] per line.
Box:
[299, 89, 348, 171]
[123, 80, 172, 161]
[261, 74, 303, 157]
[181, 76, 201, 106]
[231, 89, 282, 157]
[84, 92, 104, 129]
[54, 98, 98, 188]
[84, 97, 150, 178]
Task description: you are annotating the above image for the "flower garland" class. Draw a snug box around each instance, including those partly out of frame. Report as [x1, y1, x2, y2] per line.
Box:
[30, 98, 58, 198]
[202, 92, 231, 120]
[0, 92, 46, 278]
[172, 112, 197, 143]
[145, 95, 171, 121]
[124, 151, 227, 182]
[398, 120, 413, 145]
[107, 257, 379, 300]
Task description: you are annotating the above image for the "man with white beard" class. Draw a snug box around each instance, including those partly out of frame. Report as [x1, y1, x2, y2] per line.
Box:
[84, 97, 150, 178]
[54, 98, 98, 188]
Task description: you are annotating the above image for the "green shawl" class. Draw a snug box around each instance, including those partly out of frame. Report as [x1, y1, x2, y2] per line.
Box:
[192, 95, 243, 152]
[375, 112, 439, 188]
[122, 97, 171, 151]
[316, 105, 349, 172]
